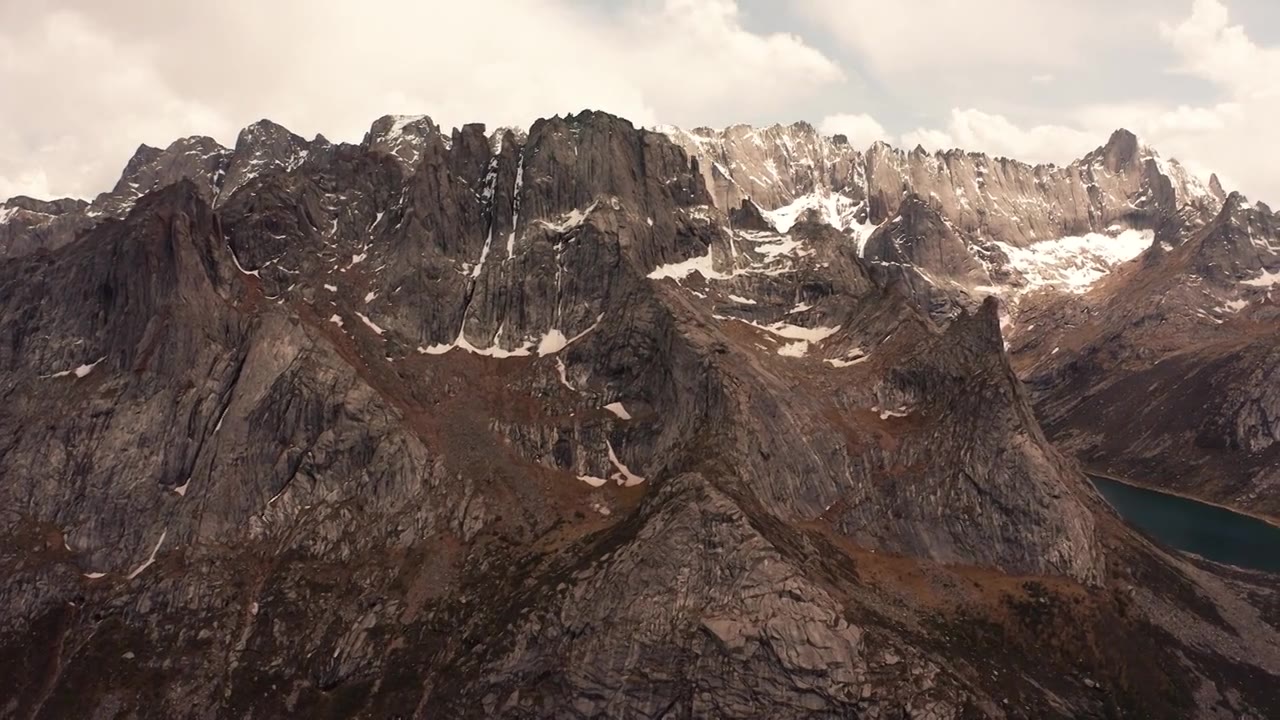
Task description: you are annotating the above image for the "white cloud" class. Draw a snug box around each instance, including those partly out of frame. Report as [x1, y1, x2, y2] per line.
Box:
[818, 113, 890, 146]
[623, 0, 843, 123]
[1160, 0, 1280, 98]
[0, 170, 53, 204]
[799, 1, 1097, 74]
[0, 9, 228, 201]
[796, 0, 1178, 101]
[900, 109, 1099, 163]
[881, 1, 1280, 202]
[1089, 1, 1280, 200]
[896, 128, 954, 152]
[0, 0, 842, 200]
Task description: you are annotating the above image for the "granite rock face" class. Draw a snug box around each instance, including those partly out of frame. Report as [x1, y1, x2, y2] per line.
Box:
[663, 120, 1276, 518]
[0, 111, 1277, 719]
[660, 125, 1228, 324]
[0, 196, 90, 259]
[662, 125, 1221, 246]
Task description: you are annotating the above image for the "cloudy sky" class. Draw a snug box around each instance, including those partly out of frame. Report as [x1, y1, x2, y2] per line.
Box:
[2, 0, 1277, 203]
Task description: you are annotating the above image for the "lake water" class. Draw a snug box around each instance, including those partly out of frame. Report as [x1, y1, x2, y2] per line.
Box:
[1090, 475, 1280, 574]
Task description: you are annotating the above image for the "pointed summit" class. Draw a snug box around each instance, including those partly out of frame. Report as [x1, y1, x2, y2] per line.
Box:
[216, 119, 311, 203]
[1209, 173, 1227, 201]
[364, 115, 444, 171]
[1099, 128, 1140, 172]
[1104, 128, 1139, 153]
[235, 118, 305, 148]
[112, 144, 163, 194]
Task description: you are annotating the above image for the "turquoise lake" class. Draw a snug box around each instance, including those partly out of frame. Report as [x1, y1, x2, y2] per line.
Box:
[1090, 475, 1280, 573]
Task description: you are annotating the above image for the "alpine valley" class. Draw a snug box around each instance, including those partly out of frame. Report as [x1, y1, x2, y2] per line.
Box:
[0, 111, 1277, 718]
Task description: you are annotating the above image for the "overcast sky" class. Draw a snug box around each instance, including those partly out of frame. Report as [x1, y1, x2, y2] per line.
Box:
[2, 0, 1277, 203]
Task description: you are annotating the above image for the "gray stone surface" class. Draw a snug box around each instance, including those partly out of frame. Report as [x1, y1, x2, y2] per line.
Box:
[0, 111, 1276, 719]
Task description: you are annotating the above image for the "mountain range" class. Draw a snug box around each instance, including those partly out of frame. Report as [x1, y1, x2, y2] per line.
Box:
[0, 110, 1277, 718]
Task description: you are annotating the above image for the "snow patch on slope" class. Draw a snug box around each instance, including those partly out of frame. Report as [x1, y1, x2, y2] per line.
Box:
[777, 341, 809, 357]
[715, 315, 841, 355]
[648, 247, 729, 281]
[825, 349, 869, 368]
[603, 402, 631, 420]
[537, 329, 569, 356]
[1242, 267, 1280, 288]
[760, 188, 881, 247]
[355, 313, 385, 335]
[764, 189, 860, 234]
[606, 440, 645, 487]
[126, 529, 168, 580]
[43, 357, 105, 379]
[539, 202, 597, 233]
[757, 322, 841, 342]
[471, 228, 494, 278]
[420, 316, 601, 359]
[420, 329, 534, 358]
[996, 229, 1155, 293]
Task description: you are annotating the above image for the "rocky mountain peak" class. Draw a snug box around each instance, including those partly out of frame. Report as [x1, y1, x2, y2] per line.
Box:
[235, 118, 306, 148]
[217, 119, 312, 202]
[487, 125, 526, 153]
[103, 134, 232, 213]
[1209, 172, 1227, 199]
[1, 195, 87, 216]
[516, 110, 710, 228]
[3, 107, 1280, 718]
[1100, 127, 1141, 171]
[863, 193, 992, 314]
[639, 120, 1240, 329]
[660, 121, 864, 212]
[117, 143, 164, 182]
[368, 113, 440, 137]
[1223, 190, 1252, 211]
[364, 114, 444, 170]
[1181, 190, 1280, 282]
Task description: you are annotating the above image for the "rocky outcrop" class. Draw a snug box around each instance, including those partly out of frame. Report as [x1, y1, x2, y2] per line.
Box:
[655, 123, 1229, 326]
[363, 114, 444, 171]
[424, 473, 971, 718]
[97, 136, 232, 217]
[861, 193, 996, 320]
[0, 120, 309, 259]
[658, 122, 865, 211]
[865, 195, 985, 282]
[728, 197, 774, 232]
[218, 120, 316, 203]
[662, 125, 1221, 247]
[0, 196, 91, 259]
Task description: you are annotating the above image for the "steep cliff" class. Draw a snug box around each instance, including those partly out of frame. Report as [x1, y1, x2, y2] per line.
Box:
[0, 111, 1276, 719]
